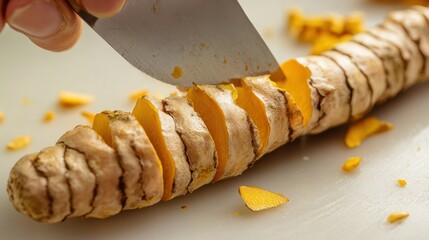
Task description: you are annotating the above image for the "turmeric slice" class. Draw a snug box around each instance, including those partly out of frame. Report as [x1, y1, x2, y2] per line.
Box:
[187, 85, 257, 181]
[238, 186, 288, 211]
[43, 111, 55, 122]
[129, 89, 149, 101]
[133, 98, 175, 200]
[187, 87, 228, 181]
[345, 117, 394, 148]
[133, 97, 190, 200]
[342, 157, 361, 172]
[233, 80, 270, 155]
[387, 212, 409, 223]
[271, 59, 312, 127]
[7, 136, 32, 150]
[59, 91, 93, 107]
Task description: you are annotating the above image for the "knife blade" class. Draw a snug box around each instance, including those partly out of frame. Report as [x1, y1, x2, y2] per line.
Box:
[70, 0, 282, 87]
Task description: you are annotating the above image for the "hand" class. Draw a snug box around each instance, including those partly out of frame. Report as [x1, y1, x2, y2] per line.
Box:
[0, 0, 126, 51]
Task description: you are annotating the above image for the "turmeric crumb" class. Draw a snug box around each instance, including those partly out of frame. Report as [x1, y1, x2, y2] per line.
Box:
[43, 111, 55, 122]
[153, 93, 163, 100]
[129, 89, 149, 101]
[311, 33, 352, 54]
[21, 97, 31, 106]
[287, 8, 364, 54]
[397, 179, 407, 187]
[387, 212, 409, 223]
[223, 57, 228, 64]
[7, 136, 32, 151]
[234, 211, 241, 217]
[0, 111, 4, 123]
[81, 111, 96, 125]
[180, 205, 188, 210]
[345, 117, 394, 148]
[342, 157, 361, 172]
[263, 27, 274, 38]
[59, 91, 93, 107]
[238, 186, 288, 211]
[171, 66, 183, 79]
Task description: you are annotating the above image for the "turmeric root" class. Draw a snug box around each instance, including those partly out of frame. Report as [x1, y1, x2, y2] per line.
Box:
[7, 6, 429, 223]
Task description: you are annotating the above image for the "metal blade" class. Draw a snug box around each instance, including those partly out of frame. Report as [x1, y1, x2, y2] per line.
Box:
[71, 0, 281, 87]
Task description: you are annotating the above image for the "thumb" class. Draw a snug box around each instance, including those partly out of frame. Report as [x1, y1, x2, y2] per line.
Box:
[6, 0, 82, 51]
[0, 0, 5, 31]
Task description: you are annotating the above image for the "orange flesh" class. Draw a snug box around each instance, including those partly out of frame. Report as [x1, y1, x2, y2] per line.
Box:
[92, 113, 113, 147]
[271, 59, 312, 126]
[187, 87, 228, 182]
[234, 80, 269, 155]
[133, 99, 174, 200]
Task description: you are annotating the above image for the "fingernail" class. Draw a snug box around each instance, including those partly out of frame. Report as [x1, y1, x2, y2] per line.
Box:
[81, 0, 125, 18]
[8, 0, 63, 38]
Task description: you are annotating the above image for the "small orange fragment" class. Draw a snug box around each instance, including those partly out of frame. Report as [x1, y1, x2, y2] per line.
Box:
[7, 136, 32, 150]
[171, 66, 183, 79]
[21, 97, 31, 106]
[129, 89, 149, 101]
[342, 157, 361, 172]
[59, 91, 93, 107]
[397, 179, 407, 187]
[387, 212, 409, 223]
[238, 186, 289, 211]
[81, 111, 96, 125]
[0, 111, 5, 123]
[345, 117, 394, 148]
[43, 111, 55, 122]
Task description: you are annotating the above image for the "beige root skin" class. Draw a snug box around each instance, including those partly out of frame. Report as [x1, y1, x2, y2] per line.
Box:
[142, 97, 191, 199]
[93, 111, 163, 209]
[197, 85, 260, 180]
[163, 96, 217, 193]
[298, 56, 351, 134]
[7, 7, 429, 223]
[63, 147, 96, 218]
[240, 76, 290, 155]
[8, 154, 51, 222]
[58, 126, 123, 219]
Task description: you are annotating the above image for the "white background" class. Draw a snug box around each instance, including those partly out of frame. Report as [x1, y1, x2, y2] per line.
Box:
[1, 0, 428, 239]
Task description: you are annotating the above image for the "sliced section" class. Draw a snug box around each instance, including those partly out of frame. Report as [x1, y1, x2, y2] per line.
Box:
[235, 76, 290, 155]
[93, 110, 163, 209]
[271, 59, 313, 127]
[187, 85, 258, 181]
[164, 96, 217, 192]
[297, 56, 350, 134]
[133, 97, 190, 200]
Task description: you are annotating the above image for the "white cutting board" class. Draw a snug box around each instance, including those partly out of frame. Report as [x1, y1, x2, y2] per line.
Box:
[1, 1, 428, 239]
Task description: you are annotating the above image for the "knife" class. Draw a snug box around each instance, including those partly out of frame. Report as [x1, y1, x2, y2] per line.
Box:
[70, 0, 282, 87]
